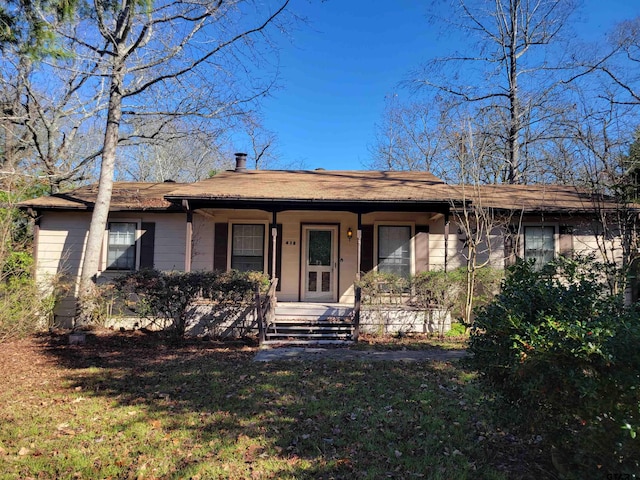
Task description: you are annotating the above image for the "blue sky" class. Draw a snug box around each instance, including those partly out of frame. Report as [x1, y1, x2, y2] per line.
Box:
[252, 0, 639, 171]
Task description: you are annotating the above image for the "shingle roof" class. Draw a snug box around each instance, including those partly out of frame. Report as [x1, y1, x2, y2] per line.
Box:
[17, 170, 624, 214]
[18, 182, 187, 211]
[165, 170, 453, 203]
[453, 184, 612, 213]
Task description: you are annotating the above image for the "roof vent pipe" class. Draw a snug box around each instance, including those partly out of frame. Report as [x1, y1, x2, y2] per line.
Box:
[234, 152, 248, 172]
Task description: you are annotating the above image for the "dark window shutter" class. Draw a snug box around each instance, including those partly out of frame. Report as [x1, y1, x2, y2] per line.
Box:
[268, 224, 283, 291]
[140, 222, 155, 269]
[559, 225, 574, 258]
[214, 223, 229, 272]
[360, 225, 374, 273]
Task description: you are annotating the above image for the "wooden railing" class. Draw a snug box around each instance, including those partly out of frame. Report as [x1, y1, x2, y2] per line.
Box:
[353, 285, 362, 342]
[255, 278, 278, 344]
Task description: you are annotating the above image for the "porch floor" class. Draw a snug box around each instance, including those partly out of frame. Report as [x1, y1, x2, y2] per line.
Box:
[275, 302, 354, 321]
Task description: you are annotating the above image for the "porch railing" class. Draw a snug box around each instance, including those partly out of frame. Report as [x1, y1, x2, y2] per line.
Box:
[256, 278, 278, 344]
[353, 285, 362, 342]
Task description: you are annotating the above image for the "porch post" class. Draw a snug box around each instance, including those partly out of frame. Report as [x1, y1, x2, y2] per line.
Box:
[271, 211, 277, 280]
[184, 201, 193, 273]
[356, 212, 362, 280]
[444, 211, 450, 273]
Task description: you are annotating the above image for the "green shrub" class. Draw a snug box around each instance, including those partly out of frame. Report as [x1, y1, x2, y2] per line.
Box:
[114, 269, 269, 341]
[467, 257, 640, 475]
[358, 267, 501, 326]
[356, 270, 410, 305]
[445, 321, 467, 337]
[0, 275, 61, 342]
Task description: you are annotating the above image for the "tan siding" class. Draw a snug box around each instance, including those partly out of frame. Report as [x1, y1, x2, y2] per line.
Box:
[191, 215, 214, 271]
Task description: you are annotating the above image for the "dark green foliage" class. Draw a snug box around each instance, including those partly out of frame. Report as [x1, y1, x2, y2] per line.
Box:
[114, 269, 269, 341]
[0, 0, 78, 57]
[467, 257, 640, 475]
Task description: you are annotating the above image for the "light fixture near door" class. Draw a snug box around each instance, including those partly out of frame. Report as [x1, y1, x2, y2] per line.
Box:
[347, 227, 353, 241]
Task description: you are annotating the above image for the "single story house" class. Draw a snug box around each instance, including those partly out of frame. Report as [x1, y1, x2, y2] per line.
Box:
[19, 154, 624, 335]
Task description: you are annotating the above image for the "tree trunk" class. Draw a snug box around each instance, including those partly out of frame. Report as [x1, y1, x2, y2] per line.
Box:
[507, 0, 520, 184]
[75, 61, 124, 326]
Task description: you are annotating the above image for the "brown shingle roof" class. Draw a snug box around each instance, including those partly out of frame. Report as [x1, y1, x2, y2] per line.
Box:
[18, 170, 624, 214]
[452, 184, 614, 212]
[19, 182, 187, 211]
[166, 170, 452, 203]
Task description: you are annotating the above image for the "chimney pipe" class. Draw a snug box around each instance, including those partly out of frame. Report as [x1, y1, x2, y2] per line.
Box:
[234, 152, 247, 172]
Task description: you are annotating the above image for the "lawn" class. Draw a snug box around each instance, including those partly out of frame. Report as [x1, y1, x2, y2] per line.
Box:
[0, 331, 551, 479]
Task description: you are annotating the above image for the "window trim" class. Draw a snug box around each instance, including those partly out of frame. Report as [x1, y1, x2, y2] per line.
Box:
[227, 220, 269, 273]
[373, 222, 415, 277]
[103, 219, 141, 272]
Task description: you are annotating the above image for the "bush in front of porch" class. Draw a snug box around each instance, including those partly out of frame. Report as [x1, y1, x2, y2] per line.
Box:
[114, 269, 269, 342]
[356, 267, 502, 336]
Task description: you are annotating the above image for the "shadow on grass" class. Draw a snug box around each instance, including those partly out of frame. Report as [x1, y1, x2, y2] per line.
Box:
[38, 331, 547, 480]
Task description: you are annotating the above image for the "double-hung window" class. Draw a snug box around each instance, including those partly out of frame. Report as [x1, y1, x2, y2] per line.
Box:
[378, 225, 411, 278]
[524, 226, 555, 269]
[107, 222, 137, 270]
[231, 224, 265, 272]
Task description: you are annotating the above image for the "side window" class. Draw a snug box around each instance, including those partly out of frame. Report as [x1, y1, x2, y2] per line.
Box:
[378, 225, 411, 278]
[231, 224, 265, 272]
[524, 226, 555, 269]
[107, 222, 137, 270]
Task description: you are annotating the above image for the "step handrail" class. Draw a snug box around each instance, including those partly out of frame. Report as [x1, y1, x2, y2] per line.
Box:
[353, 285, 361, 341]
[256, 278, 278, 344]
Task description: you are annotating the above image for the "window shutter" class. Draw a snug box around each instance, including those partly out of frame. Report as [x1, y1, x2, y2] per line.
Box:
[140, 222, 155, 269]
[214, 223, 229, 271]
[559, 225, 574, 258]
[360, 225, 374, 273]
[268, 224, 283, 291]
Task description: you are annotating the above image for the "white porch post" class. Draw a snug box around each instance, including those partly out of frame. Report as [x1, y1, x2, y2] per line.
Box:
[271, 211, 277, 280]
[356, 212, 362, 280]
[184, 201, 192, 273]
[444, 211, 450, 273]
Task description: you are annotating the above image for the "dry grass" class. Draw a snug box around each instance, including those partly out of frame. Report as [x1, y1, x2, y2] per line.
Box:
[0, 331, 553, 479]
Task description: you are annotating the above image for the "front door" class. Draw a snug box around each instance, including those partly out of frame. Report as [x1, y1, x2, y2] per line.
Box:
[302, 225, 338, 301]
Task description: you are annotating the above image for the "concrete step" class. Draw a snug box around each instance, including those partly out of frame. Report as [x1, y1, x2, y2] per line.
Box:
[266, 319, 354, 341]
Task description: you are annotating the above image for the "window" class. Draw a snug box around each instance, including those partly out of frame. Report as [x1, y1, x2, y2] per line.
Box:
[378, 225, 411, 277]
[231, 224, 265, 272]
[107, 222, 137, 270]
[524, 226, 555, 269]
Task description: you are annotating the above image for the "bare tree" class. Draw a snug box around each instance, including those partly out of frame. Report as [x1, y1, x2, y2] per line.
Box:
[32, 0, 293, 324]
[566, 87, 639, 295]
[241, 113, 279, 170]
[0, 54, 110, 192]
[369, 94, 445, 175]
[449, 119, 512, 328]
[413, 0, 579, 184]
[117, 118, 232, 182]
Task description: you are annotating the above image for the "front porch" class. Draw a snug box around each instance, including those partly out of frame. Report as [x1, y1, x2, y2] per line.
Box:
[259, 297, 451, 345]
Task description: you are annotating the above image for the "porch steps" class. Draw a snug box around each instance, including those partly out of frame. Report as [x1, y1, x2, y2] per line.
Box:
[265, 302, 355, 343]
